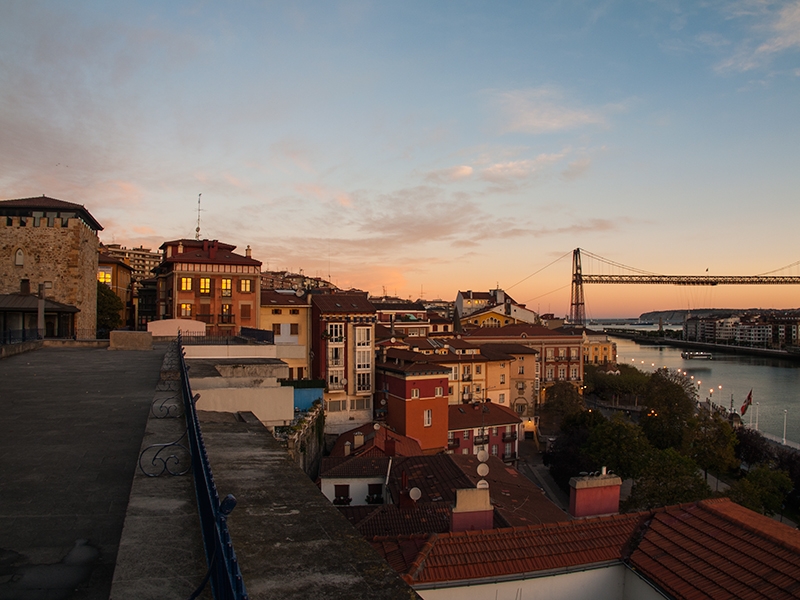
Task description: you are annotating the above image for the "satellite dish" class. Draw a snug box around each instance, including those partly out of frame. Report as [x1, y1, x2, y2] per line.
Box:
[341, 378, 347, 385]
[390, 337, 396, 343]
[380, 399, 386, 405]
[373, 423, 380, 430]
[477, 463, 490, 477]
[477, 480, 489, 489]
[409, 487, 422, 501]
[476, 450, 489, 463]
[295, 289, 303, 297]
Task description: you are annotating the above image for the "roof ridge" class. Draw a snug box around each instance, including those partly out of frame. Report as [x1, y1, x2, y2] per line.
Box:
[698, 498, 800, 554]
[404, 533, 438, 584]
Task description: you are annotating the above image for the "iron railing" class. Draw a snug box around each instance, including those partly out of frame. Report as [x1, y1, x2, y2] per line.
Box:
[178, 335, 249, 600]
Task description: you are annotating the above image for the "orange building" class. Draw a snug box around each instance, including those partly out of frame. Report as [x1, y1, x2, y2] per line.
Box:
[153, 239, 261, 335]
[376, 348, 450, 454]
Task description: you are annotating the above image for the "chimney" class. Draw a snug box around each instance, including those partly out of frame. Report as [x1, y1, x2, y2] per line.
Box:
[245, 245, 252, 258]
[569, 467, 622, 518]
[209, 241, 217, 260]
[353, 431, 364, 449]
[384, 437, 396, 457]
[451, 488, 493, 532]
[177, 241, 184, 254]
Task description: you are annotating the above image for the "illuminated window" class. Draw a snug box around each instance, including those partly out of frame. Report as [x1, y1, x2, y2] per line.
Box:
[200, 278, 211, 294]
[97, 268, 112, 285]
[221, 278, 232, 297]
[181, 277, 192, 291]
[180, 303, 192, 317]
[240, 279, 251, 293]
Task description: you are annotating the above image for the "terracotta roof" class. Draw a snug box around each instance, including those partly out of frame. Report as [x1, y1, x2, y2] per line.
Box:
[448, 403, 522, 430]
[478, 343, 539, 357]
[449, 455, 569, 527]
[373, 513, 642, 585]
[629, 499, 800, 600]
[346, 503, 453, 537]
[464, 324, 575, 340]
[372, 301, 427, 311]
[329, 424, 423, 458]
[0, 196, 103, 230]
[158, 239, 261, 268]
[312, 293, 375, 314]
[260, 290, 307, 306]
[387, 456, 473, 505]
[320, 456, 391, 479]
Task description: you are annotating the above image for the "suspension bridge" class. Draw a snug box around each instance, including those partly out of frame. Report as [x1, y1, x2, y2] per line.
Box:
[569, 248, 800, 325]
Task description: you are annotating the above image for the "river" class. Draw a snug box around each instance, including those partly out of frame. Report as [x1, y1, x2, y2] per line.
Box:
[611, 335, 800, 446]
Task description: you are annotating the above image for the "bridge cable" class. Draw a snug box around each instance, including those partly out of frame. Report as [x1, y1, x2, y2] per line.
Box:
[506, 250, 572, 291]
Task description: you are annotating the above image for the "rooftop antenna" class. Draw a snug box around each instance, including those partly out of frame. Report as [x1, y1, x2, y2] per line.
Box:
[195, 194, 202, 240]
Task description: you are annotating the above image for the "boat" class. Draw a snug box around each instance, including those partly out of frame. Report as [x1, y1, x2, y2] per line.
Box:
[681, 351, 712, 360]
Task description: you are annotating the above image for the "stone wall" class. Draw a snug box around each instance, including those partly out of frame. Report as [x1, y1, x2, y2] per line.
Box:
[0, 216, 98, 336]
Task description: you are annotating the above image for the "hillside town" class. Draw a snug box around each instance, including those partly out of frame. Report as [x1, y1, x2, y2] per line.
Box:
[3, 195, 800, 599]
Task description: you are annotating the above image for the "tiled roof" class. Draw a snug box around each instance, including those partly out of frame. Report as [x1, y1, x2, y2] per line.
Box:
[329, 424, 423, 458]
[349, 503, 453, 537]
[373, 513, 642, 585]
[448, 402, 522, 430]
[478, 343, 539, 357]
[158, 240, 261, 267]
[464, 324, 574, 340]
[260, 290, 307, 306]
[320, 456, 391, 479]
[387, 456, 473, 505]
[458, 291, 494, 300]
[0, 293, 79, 313]
[629, 499, 800, 600]
[312, 293, 376, 314]
[0, 196, 103, 230]
[450, 455, 569, 527]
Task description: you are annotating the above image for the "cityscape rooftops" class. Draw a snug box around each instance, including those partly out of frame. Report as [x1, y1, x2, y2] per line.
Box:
[448, 402, 522, 430]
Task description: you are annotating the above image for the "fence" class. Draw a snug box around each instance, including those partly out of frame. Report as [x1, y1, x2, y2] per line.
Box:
[178, 335, 249, 600]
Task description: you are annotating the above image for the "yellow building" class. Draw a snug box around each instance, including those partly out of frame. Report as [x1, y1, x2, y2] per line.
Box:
[260, 289, 312, 380]
[583, 329, 617, 365]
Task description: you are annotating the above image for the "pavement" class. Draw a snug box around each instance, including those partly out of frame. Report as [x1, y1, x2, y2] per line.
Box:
[0, 345, 167, 600]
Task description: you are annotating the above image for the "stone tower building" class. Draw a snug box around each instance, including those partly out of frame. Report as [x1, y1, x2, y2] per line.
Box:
[0, 196, 103, 337]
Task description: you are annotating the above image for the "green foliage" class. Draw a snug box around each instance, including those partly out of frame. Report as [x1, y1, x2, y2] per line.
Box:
[584, 363, 648, 405]
[623, 448, 711, 511]
[544, 410, 606, 491]
[735, 427, 774, 467]
[96, 281, 123, 333]
[689, 408, 739, 480]
[640, 369, 697, 451]
[727, 466, 793, 516]
[542, 381, 585, 417]
[586, 414, 654, 480]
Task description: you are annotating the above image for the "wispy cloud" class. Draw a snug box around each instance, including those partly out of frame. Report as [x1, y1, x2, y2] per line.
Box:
[480, 152, 566, 183]
[493, 87, 609, 134]
[424, 165, 474, 183]
[561, 158, 592, 181]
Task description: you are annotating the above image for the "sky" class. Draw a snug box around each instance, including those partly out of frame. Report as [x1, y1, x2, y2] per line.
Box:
[2, 1, 799, 318]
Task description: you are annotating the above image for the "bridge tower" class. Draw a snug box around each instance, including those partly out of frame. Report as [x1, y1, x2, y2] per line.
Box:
[569, 248, 586, 326]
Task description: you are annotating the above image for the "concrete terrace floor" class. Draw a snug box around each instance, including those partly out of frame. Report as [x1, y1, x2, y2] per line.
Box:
[0, 345, 167, 600]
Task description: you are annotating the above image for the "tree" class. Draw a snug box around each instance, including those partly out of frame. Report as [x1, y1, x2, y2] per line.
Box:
[544, 410, 606, 492]
[586, 414, 653, 480]
[689, 408, 739, 481]
[542, 381, 585, 417]
[734, 427, 774, 467]
[727, 466, 793, 516]
[623, 448, 711, 512]
[97, 281, 123, 334]
[640, 369, 696, 451]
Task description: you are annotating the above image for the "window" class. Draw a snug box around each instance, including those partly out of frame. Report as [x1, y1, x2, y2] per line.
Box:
[475, 365, 482, 375]
[221, 278, 232, 297]
[200, 278, 211, 295]
[546, 367, 554, 380]
[290, 309, 299, 315]
[559, 348, 566, 359]
[356, 349, 371, 370]
[240, 279, 251, 293]
[499, 393, 505, 403]
[351, 397, 371, 410]
[411, 388, 420, 399]
[180, 303, 192, 317]
[546, 348, 554, 359]
[492, 427, 498, 436]
[435, 386, 443, 397]
[449, 367, 458, 381]
[272, 323, 281, 335]
[326, 399, 345, 411]
[240, 304, 251, 319]
[368, 483, 382, 497]
[500, 374, 505, 384]
[356, 327, 371, 347]
[448, 386, 453, 395]
[334, 484, 350, 499]
[272, 308, 282, 314]
[463, 430, 470, 439]
[290, 323, 299, 335]
[97, 268, 112, 285]
[356, 372, 371, 392]
[424, 409, 432, 427]
[517, 382, 525, 391]
[327, 323, 344, 342]
[491, 444, 498, 456]
[558, 366, 566, 380]
[571, 348, 579, 358]
[462, 448, 469, 455]
[181, 277, 192, 291]
[518, 365, 525, 375]
[571, 366, 579, 380]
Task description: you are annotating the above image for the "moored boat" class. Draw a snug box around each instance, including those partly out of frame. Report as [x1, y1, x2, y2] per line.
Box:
[681, 351, 712, 360]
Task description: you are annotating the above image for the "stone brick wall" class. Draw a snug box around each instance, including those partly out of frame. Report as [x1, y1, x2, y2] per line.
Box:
[1, 216, 99, 336]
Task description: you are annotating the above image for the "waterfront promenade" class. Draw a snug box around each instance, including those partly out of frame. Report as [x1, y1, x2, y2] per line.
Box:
[0, 346, 167, 599]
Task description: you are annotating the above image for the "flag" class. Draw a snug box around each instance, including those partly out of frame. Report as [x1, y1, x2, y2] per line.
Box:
[741, 390, 753, 416]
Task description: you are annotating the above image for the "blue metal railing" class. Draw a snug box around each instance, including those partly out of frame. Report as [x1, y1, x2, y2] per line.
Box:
[178, 335, 249, 600]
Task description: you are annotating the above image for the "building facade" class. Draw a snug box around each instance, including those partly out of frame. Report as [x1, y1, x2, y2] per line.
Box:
[259, 289, 312, 380]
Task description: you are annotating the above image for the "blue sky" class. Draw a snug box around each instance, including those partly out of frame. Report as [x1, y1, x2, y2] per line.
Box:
[2, 1, 799, 317]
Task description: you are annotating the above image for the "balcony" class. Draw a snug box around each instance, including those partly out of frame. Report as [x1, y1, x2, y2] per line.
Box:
[502, 452, 517, 462]
[473, 435, 489, 446]
[461, 374, 472, 381]
[447, 438, 460, 450]
[332, 496, 352, 506]
[461, 393, 473, 402]
[502, 432, 518, 442]
[196, 313, 214, 324]
[328, 358, 344, 367]
[328, 381, 345, 391]
[218, 314, 235, 324]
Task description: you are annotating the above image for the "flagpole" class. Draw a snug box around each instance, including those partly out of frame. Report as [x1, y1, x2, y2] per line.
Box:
[749, 403, 753, 428]
[755, 402, 759, 430]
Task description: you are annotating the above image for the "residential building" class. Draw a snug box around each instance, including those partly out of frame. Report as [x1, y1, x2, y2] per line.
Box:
[478, 343, 540, 415]
[582, 328, 618, 365]
[375, 348, 451, 453]
[153, 239, 261, 335]
[447, 402, 521, 463]
[0, 196, 102, 337]
[260, 289, 312, 380]
[310, 292, 377, 434]
[101, 243, 162, 286]
[371, 300, 431, 338]
[98, 253, 133, 328]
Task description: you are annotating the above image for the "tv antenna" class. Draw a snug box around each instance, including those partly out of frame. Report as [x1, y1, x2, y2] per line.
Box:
[195, 194, 203, 240]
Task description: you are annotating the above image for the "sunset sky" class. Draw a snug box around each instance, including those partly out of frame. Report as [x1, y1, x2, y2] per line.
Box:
[2, 1, 799, 317]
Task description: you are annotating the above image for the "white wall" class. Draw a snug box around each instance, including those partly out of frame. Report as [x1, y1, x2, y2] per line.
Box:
[192, 386, 294, 427]
[320, 477, 384, 506]
[183, 345, 278, 359]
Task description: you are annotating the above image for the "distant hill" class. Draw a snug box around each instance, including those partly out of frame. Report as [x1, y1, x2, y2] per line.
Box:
[639, 308, 800, 324]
